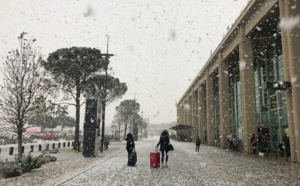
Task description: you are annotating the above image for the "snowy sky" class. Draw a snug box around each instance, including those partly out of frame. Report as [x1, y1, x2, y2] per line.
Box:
[0, 0, 250, 127]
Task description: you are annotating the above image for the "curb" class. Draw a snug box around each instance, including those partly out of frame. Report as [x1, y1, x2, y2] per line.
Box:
[51, 148, 125, 186]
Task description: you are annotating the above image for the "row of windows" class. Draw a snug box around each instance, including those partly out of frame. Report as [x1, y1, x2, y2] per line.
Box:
[179, 37, 287, 148]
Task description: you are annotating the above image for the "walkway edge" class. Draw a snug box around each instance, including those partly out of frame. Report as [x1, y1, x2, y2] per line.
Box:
[43, 148, 125, 186]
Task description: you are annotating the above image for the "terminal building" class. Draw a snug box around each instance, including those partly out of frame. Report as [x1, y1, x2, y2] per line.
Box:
[176, 0, 300, 163]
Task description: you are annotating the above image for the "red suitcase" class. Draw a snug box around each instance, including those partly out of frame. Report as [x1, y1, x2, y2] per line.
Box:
[150, 151, 160, 168]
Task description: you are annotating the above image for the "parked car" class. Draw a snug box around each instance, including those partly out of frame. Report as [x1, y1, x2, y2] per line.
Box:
[31, 133, 44, 139]
[42, 134, 52, 140]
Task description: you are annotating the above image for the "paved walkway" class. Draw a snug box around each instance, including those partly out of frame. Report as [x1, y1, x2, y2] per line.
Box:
[59, 137, 300, 186]
[1, 137, 299, 186]
[0, 141, 124, 186]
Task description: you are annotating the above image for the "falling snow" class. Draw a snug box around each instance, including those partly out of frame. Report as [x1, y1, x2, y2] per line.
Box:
[278, 15, 300, 33]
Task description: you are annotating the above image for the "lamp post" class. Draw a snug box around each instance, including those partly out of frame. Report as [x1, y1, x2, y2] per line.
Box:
[99, 37, 114, 153]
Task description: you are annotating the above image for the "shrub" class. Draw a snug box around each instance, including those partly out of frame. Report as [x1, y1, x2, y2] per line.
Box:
[0, 160, 21, 178]
[0, 153, 56, 178]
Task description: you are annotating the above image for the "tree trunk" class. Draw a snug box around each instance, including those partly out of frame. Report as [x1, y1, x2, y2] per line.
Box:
[73, 85, 81, 151]
[124, 120, 127, 140]
[118, 123, 121, 142]
[17, 128, 23, 157]
[100, 99, 106, 153]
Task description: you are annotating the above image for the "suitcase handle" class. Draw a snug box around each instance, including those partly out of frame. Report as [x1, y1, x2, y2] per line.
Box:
[155, 147, 158, 152]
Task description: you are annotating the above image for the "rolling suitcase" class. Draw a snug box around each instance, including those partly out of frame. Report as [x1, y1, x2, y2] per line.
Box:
[150, 148, 160, 168]
[128, 149, 137, 166]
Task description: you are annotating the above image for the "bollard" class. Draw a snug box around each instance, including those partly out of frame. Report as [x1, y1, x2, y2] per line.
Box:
[9, 147, 13, 155]
[46, 144, 49, 150]
[52, 143, 55, 149]
[68, 142, 70, 147]
[30, 145, 34, 152]
[63, 142, 65, 148]
[58, 143, 61, 148]
[39, 144, 42, 151]
[0, 147, 1, 154]
[22, 146, 24, 154]
[285, 146, 288, 162]
[77, 141, 81, 152]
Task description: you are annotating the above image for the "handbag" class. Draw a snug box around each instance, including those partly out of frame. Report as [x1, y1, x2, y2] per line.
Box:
[168, 144, 174, 151]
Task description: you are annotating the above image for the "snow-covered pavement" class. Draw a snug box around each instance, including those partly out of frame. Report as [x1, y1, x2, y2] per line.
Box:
[57, 136, 300, 186]
[1, 137, 299, 186]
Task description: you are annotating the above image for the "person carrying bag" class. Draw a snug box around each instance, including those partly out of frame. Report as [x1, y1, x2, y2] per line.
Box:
[156, 130, 171, 168]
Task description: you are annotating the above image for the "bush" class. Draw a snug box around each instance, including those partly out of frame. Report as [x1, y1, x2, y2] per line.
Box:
[0, 153, 56, 178]
[0, 160, 21, 178]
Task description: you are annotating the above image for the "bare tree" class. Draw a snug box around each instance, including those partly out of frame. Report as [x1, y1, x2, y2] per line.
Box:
[0, 32, 53, 156]
[111, 111, 124, 141]
[115, 99, 140, 139]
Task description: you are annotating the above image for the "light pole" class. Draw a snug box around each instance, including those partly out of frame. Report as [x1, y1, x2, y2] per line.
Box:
[99, 37, 114, 153]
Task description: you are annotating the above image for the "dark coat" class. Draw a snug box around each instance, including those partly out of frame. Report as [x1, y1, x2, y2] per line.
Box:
[196, 138, 201, 146]
[157, 135, 170, 151]
[126, 134, 135, 151]
[251, 135, 257, 146]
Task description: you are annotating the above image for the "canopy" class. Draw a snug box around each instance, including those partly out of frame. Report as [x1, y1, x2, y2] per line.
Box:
[169, 124, 193, 131]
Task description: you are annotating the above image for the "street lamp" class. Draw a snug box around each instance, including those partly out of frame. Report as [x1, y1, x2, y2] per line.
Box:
[99, 37, 114, 153]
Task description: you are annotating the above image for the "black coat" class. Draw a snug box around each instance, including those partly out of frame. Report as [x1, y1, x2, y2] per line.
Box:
[196, 138, 201, 146]
[157, 135, 170, 151]
[126, 138, 135, 151]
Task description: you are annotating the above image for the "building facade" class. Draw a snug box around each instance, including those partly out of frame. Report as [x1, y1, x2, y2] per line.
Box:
[176, 0, 300, 163]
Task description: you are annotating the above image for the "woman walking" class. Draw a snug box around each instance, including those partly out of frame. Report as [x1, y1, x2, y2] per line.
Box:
[156, 130, 170, 168]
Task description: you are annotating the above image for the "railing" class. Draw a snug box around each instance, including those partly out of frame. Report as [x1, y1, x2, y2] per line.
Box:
[0, 141, 73, 156]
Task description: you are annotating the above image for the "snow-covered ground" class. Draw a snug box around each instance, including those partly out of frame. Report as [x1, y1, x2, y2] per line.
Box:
[1, 137, 300, 186]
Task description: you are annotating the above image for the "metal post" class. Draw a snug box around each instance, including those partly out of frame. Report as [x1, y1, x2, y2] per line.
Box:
[9, 147, 13, 155]
[285, 144, 288, 162]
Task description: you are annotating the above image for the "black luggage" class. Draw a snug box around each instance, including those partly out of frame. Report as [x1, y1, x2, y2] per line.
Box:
[128, 149, 137, 166]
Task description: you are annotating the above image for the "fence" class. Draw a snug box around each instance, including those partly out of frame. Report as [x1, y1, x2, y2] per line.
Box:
[0, 141, 73, 156]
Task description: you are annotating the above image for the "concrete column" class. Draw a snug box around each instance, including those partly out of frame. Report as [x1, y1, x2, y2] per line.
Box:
[177, 106, 179, 124]
[189, 96, 191, 126]
[198, 85, 205, 144]
[280, 0, 300, 163]
[218, 53, 231, 149]
[194, 89, 199, 139]
[182, 100, 184, 124]
[186, 98, 189, 125]
[181, 104, 184, 124]
[206, 70, 215, 146]
[239, 25, 257, 153]
[178, 104, 181, 124]
[184, 99, 187, 125]
[190, 91, 194, 138]
[195, 89, 199, 138]
[190, 94, 193, 136]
